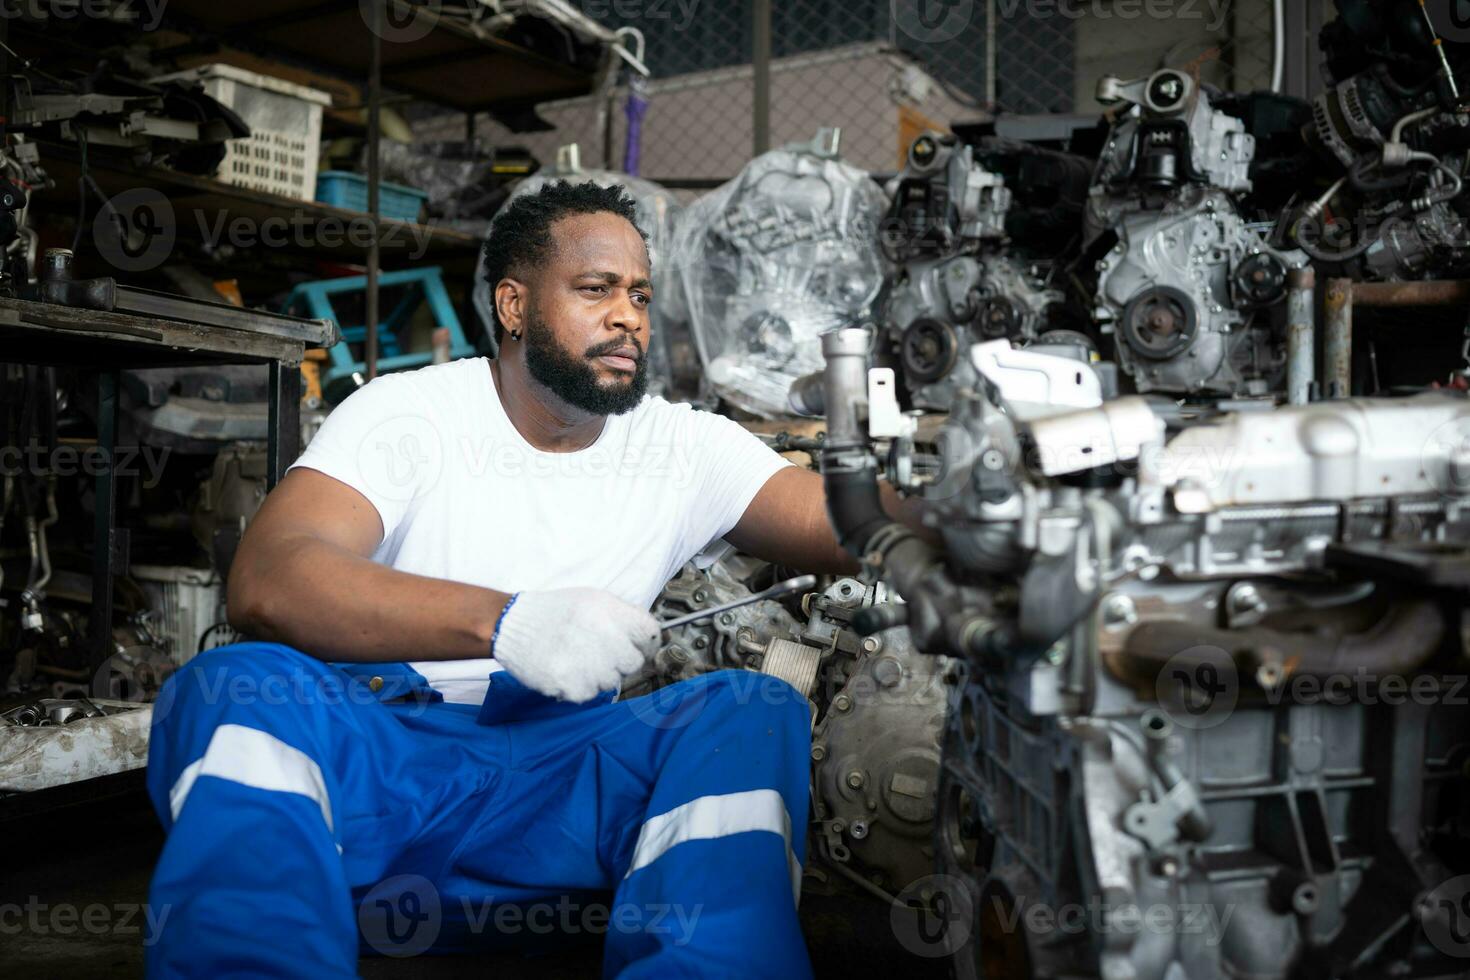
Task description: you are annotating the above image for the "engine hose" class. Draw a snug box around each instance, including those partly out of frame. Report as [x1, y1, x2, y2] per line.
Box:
[819, 328, 1017, 657]
[1293, 205, 1404, 263]
[1348, 159, 1412, 194]
[819, 329, 943, 592]
[823, 463, 899, 561]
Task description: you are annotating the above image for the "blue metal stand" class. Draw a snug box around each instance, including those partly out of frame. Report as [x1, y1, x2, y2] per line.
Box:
[283, 267, 474, 401]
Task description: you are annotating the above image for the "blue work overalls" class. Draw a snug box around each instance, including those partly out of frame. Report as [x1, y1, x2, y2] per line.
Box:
[143, 642, 814, 978]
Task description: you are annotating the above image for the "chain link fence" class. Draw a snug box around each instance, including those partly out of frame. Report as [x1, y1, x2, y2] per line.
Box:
[415, 0, 1282, 187]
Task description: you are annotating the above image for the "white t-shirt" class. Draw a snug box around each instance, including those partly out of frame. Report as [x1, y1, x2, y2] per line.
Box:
[287, 356, 791, 703]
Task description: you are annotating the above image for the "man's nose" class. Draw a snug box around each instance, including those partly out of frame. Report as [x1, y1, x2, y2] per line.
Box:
[606, 290, 645, 335]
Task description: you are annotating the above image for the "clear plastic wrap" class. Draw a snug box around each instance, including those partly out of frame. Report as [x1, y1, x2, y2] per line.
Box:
[473, 164, 683, 395]
[371, 138, 513, 237]
[668, 141, 887, 418]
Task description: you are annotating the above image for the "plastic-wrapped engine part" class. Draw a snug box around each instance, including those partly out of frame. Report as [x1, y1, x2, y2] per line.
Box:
[474, 159, 683, 395]
[670, 135, 887, 418]
[370, 138, 518, 237]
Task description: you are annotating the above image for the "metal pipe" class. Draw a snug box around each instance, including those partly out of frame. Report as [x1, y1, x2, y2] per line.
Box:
[1270, 0, 1285, 93]
[89, 370, 118, 672]
[1418, 0, 1463, 104]
[985, 0, 996, 106]
[1286, 266, 1315, 405]
[752, 0, 771, 156]
[1323, 278, 1352, 399]
[34, 478, 56, 593]
[365, 1, 382, 381]
[1390, 106, 1438, 145]
[1348, 279, 1470, 307]
[820, 328, 870, 448]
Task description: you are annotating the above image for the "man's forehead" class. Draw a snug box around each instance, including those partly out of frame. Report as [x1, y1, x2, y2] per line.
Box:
[549, 212, 649, 272]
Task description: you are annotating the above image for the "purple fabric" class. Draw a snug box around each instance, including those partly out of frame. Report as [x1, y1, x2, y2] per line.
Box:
[623, 87, 649, 176]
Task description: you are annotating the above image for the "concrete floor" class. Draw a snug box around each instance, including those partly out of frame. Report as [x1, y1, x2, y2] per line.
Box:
[1, 787, 951, 979]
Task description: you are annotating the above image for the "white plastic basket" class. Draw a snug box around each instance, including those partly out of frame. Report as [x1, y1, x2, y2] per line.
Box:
[153, 64, 332, 201]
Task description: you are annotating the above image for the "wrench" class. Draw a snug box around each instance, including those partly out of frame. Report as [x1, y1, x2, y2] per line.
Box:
[659, 574, 817, 633]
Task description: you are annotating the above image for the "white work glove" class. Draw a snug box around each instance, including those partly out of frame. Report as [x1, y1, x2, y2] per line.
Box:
[490, 588, 661, 703]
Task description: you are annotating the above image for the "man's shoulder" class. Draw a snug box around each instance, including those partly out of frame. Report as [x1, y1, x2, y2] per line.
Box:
[623, 394, 757, 451]
[624, 393, 725, 434]
[343, 357, 488, 410]
[396, 356, 490, 394]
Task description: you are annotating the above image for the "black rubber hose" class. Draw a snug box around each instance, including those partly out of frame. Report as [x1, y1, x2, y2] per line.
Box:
[1347, 159, 1412, 193]
[822, 463, 897, 561]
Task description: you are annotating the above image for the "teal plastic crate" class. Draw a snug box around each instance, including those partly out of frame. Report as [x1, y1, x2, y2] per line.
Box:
[315, 170, 428, 222]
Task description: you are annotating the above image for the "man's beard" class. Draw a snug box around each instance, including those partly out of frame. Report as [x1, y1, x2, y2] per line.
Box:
[522, 305, 649, 416]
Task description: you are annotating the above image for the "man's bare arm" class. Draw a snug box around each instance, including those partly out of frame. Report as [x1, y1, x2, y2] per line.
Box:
[724, 466, 936, 575]
[227, 468, 510, 663]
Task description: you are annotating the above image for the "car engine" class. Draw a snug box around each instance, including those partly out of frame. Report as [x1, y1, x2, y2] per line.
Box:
[814, 324, 1470, 978]
[1087, 69, 1306, 398]
[1297, 0, 1470, 283]
[881, 132, 1077, 412]
[629, 548, 950, 903]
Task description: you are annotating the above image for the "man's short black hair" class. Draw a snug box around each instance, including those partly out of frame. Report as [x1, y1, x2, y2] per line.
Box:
[481, 179, 648, 347]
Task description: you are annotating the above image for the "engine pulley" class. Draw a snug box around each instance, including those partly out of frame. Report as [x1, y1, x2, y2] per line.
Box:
[1119, 285, 1198, 360]
[901, 317, 961, 383]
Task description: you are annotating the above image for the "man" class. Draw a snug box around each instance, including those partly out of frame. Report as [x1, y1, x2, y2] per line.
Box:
[144, 181, 914, 978]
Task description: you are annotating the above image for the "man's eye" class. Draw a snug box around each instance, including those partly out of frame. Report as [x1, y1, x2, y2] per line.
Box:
[580, 285, 608, 296]
[632, 293, 652, 306]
